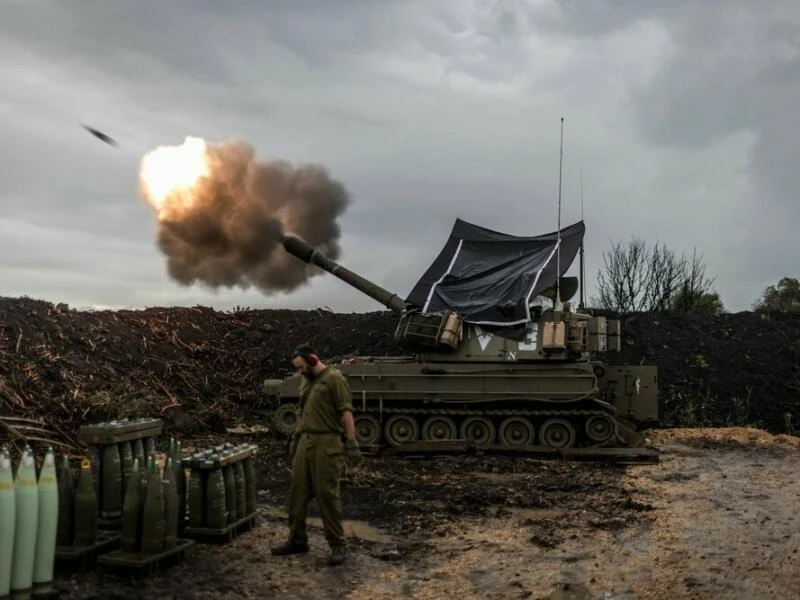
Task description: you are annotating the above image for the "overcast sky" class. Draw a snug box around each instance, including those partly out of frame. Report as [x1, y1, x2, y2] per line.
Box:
[1, 0, 797, 314]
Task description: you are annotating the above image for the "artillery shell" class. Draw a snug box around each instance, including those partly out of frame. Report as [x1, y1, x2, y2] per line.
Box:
[223, 465, 235, 525]
[233, 461, 246, 520]
[119, 441, 133, 498]
[132, 439, 145, 468]
[205, 466, 226, 530]
[74, 457, 97, 546]
[120, 458, 142, 553]
[139, 455, 151, 507]
[162, 457, 178, 550]
[144, 437, 156, 457]
[173, 441, 186, 529]
[140, 460, 165, 554]
[87, 445, 101, 506]
[0, 449, 15, 598]
[33, 447, 58, 597]
[187, 469, 206, 528]
[55, 455, 74, 547]
[101, 443, 123, 518]
[243, 457, 256, 516]
[11, 447, 38, 599]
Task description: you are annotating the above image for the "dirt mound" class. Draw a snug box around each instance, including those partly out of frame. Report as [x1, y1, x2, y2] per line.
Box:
[0, 296, 398, 445]
[609, 311, 800, 433]
[646, 426, 800, 452]
[1, 295, 799, 444]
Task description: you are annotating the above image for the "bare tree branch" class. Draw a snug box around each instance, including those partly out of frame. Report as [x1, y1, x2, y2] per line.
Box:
[592, 239, 721, 313]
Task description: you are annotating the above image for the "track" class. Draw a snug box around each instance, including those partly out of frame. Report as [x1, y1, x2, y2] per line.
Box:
[274, 401, 647, 454]
[273, 403, 657, 463]
[350, 407, 631, 447]
[370, 439, 660, 464]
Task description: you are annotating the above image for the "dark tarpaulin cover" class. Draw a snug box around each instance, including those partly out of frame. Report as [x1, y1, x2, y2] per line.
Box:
[405, 218, 585, 339]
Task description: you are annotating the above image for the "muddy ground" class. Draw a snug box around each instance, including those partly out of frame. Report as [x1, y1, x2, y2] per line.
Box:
[52, 427, 800, 600]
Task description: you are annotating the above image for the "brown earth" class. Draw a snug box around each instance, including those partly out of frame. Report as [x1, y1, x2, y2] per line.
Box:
[51, 427, 800, 600]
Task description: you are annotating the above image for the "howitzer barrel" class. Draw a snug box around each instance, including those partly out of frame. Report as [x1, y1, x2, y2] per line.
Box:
[281, 234, 406, 313]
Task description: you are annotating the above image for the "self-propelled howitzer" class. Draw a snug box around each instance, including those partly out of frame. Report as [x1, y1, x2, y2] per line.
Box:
[266, 225, 658, 450]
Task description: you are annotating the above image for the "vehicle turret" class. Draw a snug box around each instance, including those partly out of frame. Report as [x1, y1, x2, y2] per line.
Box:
[281, 231, 620, 363]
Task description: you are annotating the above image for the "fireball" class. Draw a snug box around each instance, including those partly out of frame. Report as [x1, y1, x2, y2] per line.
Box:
[139, 136, 210, 221]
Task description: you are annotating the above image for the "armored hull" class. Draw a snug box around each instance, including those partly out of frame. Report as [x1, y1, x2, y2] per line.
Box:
[271, 357, 657, 448]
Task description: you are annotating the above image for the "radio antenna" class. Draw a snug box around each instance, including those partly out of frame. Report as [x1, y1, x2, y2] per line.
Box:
[579, 168, 586, 309]
[555, 117, 564, 310]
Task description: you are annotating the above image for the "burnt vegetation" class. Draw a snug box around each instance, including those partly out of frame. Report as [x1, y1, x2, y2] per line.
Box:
[1, 281, 799, 447]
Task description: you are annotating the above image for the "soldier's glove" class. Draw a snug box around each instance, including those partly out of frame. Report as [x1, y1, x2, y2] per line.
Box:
[345, 439, 362, 466]
[288, 432, 299, 461]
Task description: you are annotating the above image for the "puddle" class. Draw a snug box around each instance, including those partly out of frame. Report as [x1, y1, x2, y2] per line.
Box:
[259, 506, 395, 543]
[306, 517, 395, 543]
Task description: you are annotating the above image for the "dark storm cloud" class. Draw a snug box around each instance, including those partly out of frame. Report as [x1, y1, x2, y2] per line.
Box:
[531, 0, 800, 301]
[623, 0, 800, 300]
[543, 0, 800, 220]
[0, 0, 233, 86]
[530, 0, 695, 37]
[1, 0, 796, 312]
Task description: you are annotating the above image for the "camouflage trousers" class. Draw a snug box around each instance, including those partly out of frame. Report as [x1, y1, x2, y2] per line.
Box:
[287, 433, 345, 548]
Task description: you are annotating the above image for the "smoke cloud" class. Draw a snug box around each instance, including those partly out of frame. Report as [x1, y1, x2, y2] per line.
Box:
[139, 138, 350, 294]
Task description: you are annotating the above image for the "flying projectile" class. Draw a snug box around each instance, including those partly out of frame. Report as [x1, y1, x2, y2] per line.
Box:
[81, 124, 118, 147]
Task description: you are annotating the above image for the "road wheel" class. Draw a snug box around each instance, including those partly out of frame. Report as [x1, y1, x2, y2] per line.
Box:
[421, 416, 458, 441]
[585, 415, 617, 444]
[384, 415, 419, 447]
[498, 417, 535, 445]
[274, 403, 299, 435]
[354, 414, 381, 446]
[540, 418, 576, 448]
[459, 416, 496, 443]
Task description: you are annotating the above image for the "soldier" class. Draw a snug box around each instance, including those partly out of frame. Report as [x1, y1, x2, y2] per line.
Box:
[271, 344, 362, 566]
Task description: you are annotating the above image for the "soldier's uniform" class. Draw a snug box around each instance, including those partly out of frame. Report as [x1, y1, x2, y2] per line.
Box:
[285, 367, 353, 550]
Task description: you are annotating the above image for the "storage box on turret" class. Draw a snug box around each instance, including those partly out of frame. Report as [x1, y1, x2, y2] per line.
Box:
[77, 418, 163, 445]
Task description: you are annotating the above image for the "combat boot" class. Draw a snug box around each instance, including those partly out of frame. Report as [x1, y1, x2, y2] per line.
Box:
[327, 545, 346, 566]
[271, 540, 309, 556]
